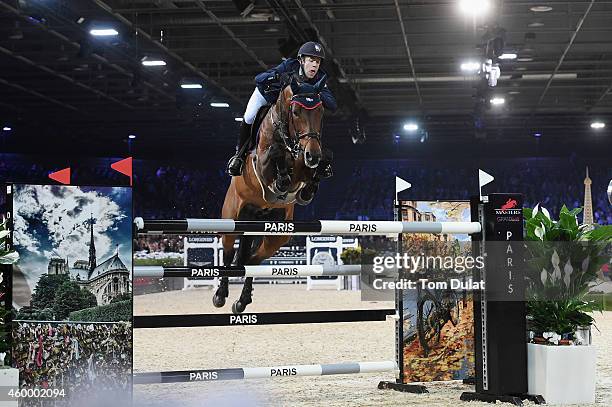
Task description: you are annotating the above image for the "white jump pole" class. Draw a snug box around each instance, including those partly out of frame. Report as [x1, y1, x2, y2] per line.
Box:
[134, 218, 481, 235]
[134, 264, 363, 278]
[133, 360, 397, 384]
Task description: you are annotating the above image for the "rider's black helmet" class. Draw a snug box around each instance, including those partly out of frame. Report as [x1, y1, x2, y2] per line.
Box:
[297, 41, 325, 60]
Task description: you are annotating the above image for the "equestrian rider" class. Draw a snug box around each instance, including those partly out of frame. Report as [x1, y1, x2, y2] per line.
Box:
[227, 41, 337, 177]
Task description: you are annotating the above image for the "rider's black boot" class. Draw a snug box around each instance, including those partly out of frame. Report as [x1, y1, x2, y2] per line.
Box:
[227, 122, 252, 176]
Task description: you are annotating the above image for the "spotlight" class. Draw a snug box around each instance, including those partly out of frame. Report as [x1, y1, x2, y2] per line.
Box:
[2, 126, 12, 131]
[590, 121, 605, 129]
[490, 97, 505, 105]
[459, 0, 490, 16]
[234, 117, 244, 122]
[461, 61, 480, 72]
[141, 56, 166, 67]
[181, 84, 203, 89]
[210, 102, 230, 108]
[128, 134, 136, 139]
[90, 28, 118, 37]
[499, 53, 517, 60]
[530, 5, 553, 12]
[533, 132, 542, 138]
[403, 123, 418, 132]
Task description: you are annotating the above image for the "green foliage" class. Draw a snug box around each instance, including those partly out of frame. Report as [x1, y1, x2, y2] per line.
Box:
[68, 300, 132, 322]
[527, 300, 599, 336]
[524, 204, 611, 338]
[0, 216, 19, 264]
[31, 274, 70, 310]
[340, 247, 377, 265]
[52, 281, 97, 320]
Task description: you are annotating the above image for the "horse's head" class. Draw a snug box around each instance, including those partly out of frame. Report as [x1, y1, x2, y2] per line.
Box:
[279, 74, 327, 168]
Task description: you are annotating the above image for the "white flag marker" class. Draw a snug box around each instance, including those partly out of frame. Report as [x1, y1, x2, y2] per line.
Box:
[478, 169, 494, 201]
[395, 176, 411, 202]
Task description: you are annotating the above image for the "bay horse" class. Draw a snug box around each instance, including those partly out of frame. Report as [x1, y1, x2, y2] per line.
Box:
[214, 75, 329, 314]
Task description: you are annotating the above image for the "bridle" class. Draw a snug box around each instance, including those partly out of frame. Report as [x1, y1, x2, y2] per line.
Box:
[271, 92, 322, 160]
[288, 93, 323, 156]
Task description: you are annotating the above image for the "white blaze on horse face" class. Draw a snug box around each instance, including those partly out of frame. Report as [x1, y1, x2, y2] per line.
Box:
[303, 56, 321, 79]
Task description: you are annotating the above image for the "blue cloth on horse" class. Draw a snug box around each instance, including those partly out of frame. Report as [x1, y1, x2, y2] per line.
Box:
[254, 58, 337, 112]
[291, 94, 322, 110]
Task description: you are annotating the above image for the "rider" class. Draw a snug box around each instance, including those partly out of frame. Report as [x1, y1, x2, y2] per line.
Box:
[227, 41, 337, 177]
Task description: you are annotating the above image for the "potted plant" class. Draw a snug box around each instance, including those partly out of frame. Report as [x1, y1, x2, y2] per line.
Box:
[524, 205, 611, 404]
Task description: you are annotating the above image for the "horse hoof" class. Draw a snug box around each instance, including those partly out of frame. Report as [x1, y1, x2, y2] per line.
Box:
[232, 301, 246, 314]
[213, 294, 226, 308]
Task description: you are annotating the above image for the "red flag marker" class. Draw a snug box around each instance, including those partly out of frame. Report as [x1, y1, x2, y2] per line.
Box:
[48, 167, 71, 185]
[111, 157, 132, 186]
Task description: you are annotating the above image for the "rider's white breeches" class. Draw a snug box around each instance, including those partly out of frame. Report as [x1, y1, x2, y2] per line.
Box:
[243, 88, 268, 125]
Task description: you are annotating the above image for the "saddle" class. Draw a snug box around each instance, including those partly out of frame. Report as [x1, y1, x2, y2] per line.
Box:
[248, 105, 272, 152]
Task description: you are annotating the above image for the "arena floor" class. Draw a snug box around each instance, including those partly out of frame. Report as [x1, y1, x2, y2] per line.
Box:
[133, 284, 612, 407]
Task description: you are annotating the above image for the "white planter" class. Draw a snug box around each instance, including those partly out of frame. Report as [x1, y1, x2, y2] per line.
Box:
[0, 368, 18, 407]
[527, 343, 596, 405]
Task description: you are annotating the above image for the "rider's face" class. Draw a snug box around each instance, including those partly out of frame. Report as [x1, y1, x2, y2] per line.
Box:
[302, 56, 321, 79]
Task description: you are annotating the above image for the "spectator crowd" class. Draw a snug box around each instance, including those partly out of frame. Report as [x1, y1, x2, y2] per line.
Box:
[1, 154, 610, 226]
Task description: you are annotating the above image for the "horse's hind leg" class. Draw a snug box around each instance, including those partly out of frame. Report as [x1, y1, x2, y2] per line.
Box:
[231, 234, 256, 314]
[232, 234, 291, 314]
[213, 234, 237, 308]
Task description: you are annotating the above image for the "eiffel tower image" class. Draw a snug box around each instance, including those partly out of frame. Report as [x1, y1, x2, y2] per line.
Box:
[583, 167, 594, 227]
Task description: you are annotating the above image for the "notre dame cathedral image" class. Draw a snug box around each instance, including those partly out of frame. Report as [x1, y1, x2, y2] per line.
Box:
[46, 213, 131, 305]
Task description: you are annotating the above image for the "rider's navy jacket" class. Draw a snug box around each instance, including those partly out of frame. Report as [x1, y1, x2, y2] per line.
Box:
[255, 58, 338, 112]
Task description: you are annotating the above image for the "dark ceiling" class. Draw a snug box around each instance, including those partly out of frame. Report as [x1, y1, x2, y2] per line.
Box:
[1, 0, 611, 159]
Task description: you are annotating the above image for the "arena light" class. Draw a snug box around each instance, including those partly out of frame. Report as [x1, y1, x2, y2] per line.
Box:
[211, 102, 230, 108]
[128, 134, 136, 139]
[403, 123, 418, 132]
[2, 126, 12, 131]
[180, 83, 203, 89]
[533, 132, 542, 138]
[90, 28, 118, 37]
[141, 56, 166, 67]
[234, 117, 244, 122]
[459, 0, 490, 16]
[490, 97, 505, 105]
[530, 5, 553, 12]
[460, 61, 480, 72]
[590, 121, 605, 130]
[499, 53, 517, 60]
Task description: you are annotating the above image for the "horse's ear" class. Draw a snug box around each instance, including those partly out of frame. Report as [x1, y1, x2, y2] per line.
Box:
[314, 74, 327, 92]
[290, 76, 301, 95]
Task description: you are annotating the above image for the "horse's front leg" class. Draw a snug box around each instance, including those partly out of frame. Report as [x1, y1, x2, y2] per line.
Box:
[271, 147, 291, 194]
[297, 148, 333, 205]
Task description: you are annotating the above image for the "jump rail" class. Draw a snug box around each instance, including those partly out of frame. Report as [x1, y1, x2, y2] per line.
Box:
[133, 309, 396, 328]
[134, 218, 481, 236]
[133, 360, 397, 384]
[133, 264, 362, 278]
